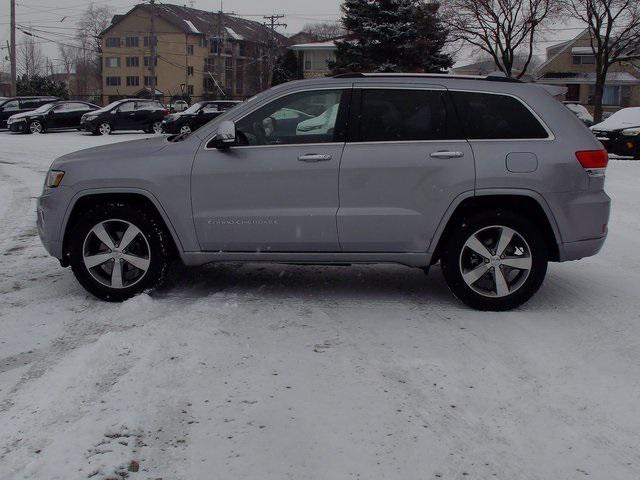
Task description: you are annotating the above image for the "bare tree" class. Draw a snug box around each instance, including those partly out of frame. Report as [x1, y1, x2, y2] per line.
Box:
[443, 0, 559, 79]
[19, 35, 45, 78]
[72, 4, 113, 98]
[301, 21, 346, 40]
[563, 0, 640, 122]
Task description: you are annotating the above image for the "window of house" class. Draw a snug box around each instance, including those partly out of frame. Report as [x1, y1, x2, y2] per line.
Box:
[126, 56, 139, 67]
[450, 91, 549, 139]
[143, 56, 157, 67]
[210, 37, 222, 54]
[359, 89, 457, 142]
[106, 57, 121, 68]
[187, 66, 194, 76]
[106, 77, 121, 87]
[187, 44, 194, 55]
[234, 89, 344, 146]
[125, 36, 139, 48]
[144, 76, 158, 86]
[187, 85, 194, 95]
[126, 76, 140, 87]
[573, 54, 596, 65]
[106, 37, 121, 48]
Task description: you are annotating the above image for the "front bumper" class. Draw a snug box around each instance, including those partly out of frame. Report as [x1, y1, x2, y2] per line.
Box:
[161, 120, 180, 134]
[37, 186, 75, 263]
[80, 119, 99, 132]
[8, 120, 27, 133]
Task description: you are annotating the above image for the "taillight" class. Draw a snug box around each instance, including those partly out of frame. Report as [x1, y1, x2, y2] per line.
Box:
[575, 150, 608, 176]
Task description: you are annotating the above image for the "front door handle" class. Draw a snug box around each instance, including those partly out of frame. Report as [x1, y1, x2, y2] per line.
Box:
[430, 151, 464, 159]
[298, 154, 332, 162]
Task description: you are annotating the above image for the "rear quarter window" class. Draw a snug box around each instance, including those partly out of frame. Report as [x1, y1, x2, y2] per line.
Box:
[450, 91, 549, 140]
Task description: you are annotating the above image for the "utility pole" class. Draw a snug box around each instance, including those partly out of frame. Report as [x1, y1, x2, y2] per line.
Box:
[149, 0, 157, 101]
[10, 0, 17, 95]
[263, 14, 286, 87]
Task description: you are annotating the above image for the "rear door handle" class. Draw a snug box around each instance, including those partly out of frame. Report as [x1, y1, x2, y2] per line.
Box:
[298, 154, 332, 162]
[430, 151, 464, 159]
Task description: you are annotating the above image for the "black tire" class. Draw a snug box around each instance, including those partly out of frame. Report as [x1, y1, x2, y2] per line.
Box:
[28, 120, 45, 134]
[69, 202, 171, 302]
[440, 209, 548, 311]
[95, 122, 112, 135]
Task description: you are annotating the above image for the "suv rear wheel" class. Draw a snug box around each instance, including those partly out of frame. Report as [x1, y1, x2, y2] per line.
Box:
[441, 210, 548, 311]
[69, 202, 171, 301]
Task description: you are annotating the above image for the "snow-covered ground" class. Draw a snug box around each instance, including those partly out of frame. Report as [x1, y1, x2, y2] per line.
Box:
[1, 131, 639, 480]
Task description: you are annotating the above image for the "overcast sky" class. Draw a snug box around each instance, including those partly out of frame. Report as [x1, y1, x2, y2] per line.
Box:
[0, 0, 583, 73]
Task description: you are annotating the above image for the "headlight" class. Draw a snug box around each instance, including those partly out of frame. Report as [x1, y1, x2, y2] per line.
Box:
[84, 115, 97, 121]
[46, 170, 65, 188]
[622, 128, 640, 137]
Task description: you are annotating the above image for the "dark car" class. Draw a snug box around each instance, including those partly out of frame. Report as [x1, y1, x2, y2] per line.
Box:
[590, 107, 640, 159]
[7, 101, 100, 134]
[0, 96, 59, 129]
[161, 100, 242, 134]
[80, 99, 168, 135]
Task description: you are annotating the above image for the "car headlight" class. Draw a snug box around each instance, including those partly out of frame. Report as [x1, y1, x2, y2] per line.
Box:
[46, 170, 65, 188]
[622, 128, 640, 137]
[84, 115, 97, 121]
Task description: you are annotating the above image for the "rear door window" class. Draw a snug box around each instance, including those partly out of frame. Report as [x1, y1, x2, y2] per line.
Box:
[2, 100, 19, 111]
[450, 91, 549, 139]
[19, 98, 42, 109]
[357, 89, 459, 142]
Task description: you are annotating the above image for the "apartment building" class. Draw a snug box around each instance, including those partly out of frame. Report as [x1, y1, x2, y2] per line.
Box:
[536, 30, 640, 114]
[100, 3, 287, 103]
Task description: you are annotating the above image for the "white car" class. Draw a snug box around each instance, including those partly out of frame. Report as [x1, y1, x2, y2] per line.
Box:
[590, 107, 640, 159]
[564, 103, 594, 126]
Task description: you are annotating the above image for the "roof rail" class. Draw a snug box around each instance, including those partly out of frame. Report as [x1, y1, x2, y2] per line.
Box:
[333, 72, 522, 83]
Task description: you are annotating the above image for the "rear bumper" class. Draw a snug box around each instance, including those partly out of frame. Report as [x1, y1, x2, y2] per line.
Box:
[559, 236, 607, 261]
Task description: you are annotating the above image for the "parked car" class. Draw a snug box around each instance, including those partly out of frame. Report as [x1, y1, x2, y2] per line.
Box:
[0, 96, 59, 129]
[169, 100, 189, 113]
[80, 99, 168, 135]
[37, 74, 610, 311]
[7, 101, 100, 134]
[591, 107, 640, 159]
[564, 103, 594, 127]
[161, 100, 242, 134]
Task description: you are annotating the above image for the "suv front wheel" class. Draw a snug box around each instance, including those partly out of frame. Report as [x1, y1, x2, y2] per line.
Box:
[69, 202, 171, 301]
[441, 210, 548, 311]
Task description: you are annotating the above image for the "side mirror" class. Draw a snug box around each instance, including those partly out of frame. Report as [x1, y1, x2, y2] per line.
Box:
[211, 120, 236, 148]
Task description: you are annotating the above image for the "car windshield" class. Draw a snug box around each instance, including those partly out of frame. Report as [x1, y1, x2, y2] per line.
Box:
[182, 102, 204, 114]
[32, 103, 57, 114]
[92, 100, 126, 114]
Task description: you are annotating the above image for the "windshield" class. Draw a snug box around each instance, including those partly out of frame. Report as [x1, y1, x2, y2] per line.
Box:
[32, 103, 57, 114]
[92, 100, 125, 114]
[182, 102, 204, 114]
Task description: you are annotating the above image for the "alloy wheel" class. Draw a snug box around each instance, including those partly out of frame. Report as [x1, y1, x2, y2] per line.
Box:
[179, 125, 192, 135]
[459, 225, 533, 298]
[152, 121, 163, 134]
[98, 122, 111, 135]
[30, 121, 43, 134]
[82, 219, 151, 289]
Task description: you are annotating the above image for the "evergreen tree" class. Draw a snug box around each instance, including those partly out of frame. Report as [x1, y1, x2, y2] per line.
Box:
[272, 50, 301, 86]
[330, 0, 452, 74]
[17, 75, 69, 98]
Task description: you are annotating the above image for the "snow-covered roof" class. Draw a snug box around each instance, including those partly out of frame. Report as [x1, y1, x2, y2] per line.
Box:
[225, 27, 243, 41]
[289, 41, 338, 51]
[184, 20, 200, 34]
[571, 46, 595, 55]
[538, 72, 640, 85]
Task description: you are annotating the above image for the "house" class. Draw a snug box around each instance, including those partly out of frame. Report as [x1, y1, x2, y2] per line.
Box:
[536, 29, 640, 114]
[99, 3, 287, 103]
[451, 57, 534, 81]
[289, 40, 338, 79]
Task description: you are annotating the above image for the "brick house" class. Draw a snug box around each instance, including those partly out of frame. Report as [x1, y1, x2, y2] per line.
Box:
[536, 29, 640, 114]
[100, 3, 286, 103]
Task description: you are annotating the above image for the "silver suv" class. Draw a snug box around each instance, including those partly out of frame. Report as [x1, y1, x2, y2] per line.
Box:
[37, 74, 611, 310]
